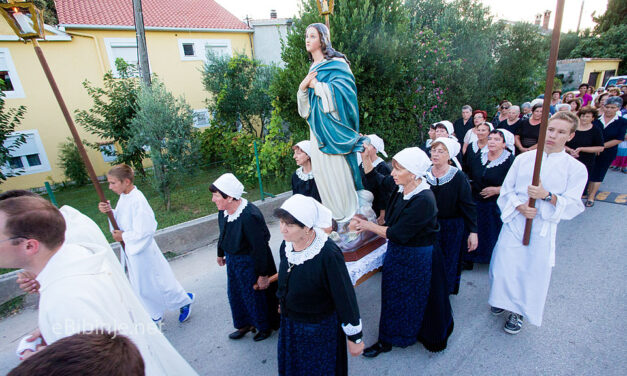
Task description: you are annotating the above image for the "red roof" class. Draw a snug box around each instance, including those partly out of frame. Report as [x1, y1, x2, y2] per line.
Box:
[55, 0, 250, 30]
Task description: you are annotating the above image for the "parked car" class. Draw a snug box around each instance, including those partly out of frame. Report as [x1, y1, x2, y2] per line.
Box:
[603, 76, 627, 90]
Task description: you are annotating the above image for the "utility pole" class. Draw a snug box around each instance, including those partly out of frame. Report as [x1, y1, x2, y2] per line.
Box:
[132, 0, 151, 86]
[576, 0, 584, 34]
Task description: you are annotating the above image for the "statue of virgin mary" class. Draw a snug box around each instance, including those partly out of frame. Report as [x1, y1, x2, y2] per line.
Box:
[296, 23, 369, 223]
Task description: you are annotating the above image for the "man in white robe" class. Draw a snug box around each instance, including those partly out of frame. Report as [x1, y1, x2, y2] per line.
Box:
[0, 196, 198, 376]
[488, 112, 588, 334]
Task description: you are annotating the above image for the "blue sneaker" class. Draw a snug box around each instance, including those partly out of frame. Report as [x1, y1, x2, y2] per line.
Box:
[178, 293, 195, 323]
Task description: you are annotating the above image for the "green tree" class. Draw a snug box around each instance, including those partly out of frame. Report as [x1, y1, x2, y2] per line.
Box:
[0, 86, 26, 183]
[203, 52, 277, 137]
[558, 32, 581, 60]
[491, 22, 550, 105]
[592, 0, 627, 34]
[57, 137, 89, 185]
[129, 79, 198, 211]
[33, 0, 58, 26]
[570, 24, 627, 75]
[75, 59, 146, 175]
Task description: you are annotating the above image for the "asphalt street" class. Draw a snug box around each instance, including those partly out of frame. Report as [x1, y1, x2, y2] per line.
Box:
[1, 170, 625, 375]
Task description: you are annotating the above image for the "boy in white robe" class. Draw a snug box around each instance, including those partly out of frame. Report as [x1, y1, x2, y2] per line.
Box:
[99, 164, 194, 324]
[488, 111, 587, 334]
[0, 196, 198, 375]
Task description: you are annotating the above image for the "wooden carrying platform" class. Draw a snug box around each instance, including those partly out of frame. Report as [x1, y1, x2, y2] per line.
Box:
[342, 236, 386, 262]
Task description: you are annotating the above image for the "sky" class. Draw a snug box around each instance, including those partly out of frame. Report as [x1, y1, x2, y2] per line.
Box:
[214, 0, 607, 33]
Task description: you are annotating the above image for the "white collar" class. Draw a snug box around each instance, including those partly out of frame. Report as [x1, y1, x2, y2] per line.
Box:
[472, 141, 488, 153]
[372, 157, 384, 167]
[398, 178, 430, 200]
[599, 113, 619, 128]
[426, 165, 458, 186]
[285, 228, 328, 266]
[481, 149, 511, 168]
[295, 166, 314, 181]
[225, 198, 248, 222]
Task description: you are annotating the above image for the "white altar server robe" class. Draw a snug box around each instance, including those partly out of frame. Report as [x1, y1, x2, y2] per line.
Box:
[37, 242, 198, 376]
[488, 150, 587, 326]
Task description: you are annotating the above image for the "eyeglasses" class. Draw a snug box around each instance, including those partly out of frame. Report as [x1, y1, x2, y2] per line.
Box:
[0, 236, 25, 244]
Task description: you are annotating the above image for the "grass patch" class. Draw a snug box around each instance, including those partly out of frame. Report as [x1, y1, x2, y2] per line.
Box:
[40, 166, 291, 243]
[0, 294, 25, 318]
[0, 268, 17, 275]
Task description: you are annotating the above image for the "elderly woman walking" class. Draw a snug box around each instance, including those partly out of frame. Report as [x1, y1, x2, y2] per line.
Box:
[275, 194, 364, 376]
[356, 147, 454, 357]
[427, 138, 478, 294]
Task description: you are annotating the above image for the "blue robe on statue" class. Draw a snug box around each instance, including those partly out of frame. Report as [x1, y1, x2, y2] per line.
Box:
[306, 59, 368, 191]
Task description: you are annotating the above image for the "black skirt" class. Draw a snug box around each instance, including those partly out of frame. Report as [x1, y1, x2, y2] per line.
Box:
[464, 200, 502, 264]
[436, 217, 466, 295]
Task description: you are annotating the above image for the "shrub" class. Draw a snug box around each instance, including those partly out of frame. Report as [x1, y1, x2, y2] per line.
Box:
[57, 137, 89, 185]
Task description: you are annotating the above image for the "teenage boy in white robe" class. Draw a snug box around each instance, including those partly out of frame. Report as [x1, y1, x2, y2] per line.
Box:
[0, 196, 198, 375]
[99, 164, 194, 324]
[488, 111, 587, 334]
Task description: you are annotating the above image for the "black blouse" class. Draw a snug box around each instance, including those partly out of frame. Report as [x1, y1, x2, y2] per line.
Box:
[360, 160, 392, 216]
[217, 201, 277, 276]
[516, 119, 541, 149]
[497, 119, 520, 135]
[565, 125, 604, 170]
[426, 167, 478, 233]
[453, 117, 474, 144]
[291, 168, 321, 202]
[276, 238, 362, 342]
[365, 169, 439, 247]
[466, 150, 515, 202]
[593, 116, 627, 154]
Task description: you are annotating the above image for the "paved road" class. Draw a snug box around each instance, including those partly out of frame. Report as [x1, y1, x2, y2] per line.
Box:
[1, 171, 625, 375]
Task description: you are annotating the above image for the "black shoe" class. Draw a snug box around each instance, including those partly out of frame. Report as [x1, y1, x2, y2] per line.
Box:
[253, 330, 272, 342]
[362, 342, 392, 358]
[462, 261, 474, 270]
[228, 326, 254, 340]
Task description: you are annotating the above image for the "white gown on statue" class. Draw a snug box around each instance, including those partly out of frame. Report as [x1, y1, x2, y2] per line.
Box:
[111, 187, 191, 319]
[297, 81, 359, 222]
[488, 150, 587, 326]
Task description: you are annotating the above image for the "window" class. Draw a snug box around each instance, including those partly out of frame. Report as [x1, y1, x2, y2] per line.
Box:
[182, 43, 195, 56]
[0, 48, 25, 98]
[99, 143, 117, 163]
[178, 39, 232, 61]
[1, 130, 51, 176]
[104, 38, 144, 77]
[192, 109, 211, 128]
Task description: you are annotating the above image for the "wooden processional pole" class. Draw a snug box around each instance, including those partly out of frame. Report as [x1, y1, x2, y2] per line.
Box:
[522, 0, 565, 245]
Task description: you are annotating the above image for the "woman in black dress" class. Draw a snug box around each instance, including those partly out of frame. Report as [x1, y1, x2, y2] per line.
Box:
[427, 137, 478, 294]
[275, 194, 363, 376]
[587, 96, 627, 206]
[355, 147, 453, 357]
[291, 140, 321, 202]
[565, 106, 604, 202]
[515, 102, 543, 154]
[360, 134, 391, 223]
[462, 109, 488, 154]
[211, 173, 279, 341]
[464, 130, 514, 268]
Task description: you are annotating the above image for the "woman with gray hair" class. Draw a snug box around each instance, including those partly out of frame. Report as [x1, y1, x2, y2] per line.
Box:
[520, 102, 532, 119]
[356, 147, 453, 357]
[587, 96, 627, 206]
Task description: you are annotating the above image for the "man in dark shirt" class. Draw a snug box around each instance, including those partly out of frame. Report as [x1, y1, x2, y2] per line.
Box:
[453, 105, 473, 146]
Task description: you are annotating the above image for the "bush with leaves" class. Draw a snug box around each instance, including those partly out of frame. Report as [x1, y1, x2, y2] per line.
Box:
[203, 52, 277, 137]
[57, 137, 89, 185]
[75, 59, 146, 175]
[0, 86, 26, 183]
[129, 79, 199, 210]
[245, 113, 293, 184]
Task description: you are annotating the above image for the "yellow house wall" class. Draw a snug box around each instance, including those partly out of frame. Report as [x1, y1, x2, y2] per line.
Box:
[1, 26, 252, 191]
[583, 60, 621, 88]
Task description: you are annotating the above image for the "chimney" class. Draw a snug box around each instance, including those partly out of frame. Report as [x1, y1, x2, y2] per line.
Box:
[534, 14, 542, 26]
[270, 9, 277, 19]
[542, 10, 551, 30]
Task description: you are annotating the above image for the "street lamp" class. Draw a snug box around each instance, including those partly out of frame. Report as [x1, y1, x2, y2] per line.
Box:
[0, 1, 123, 235]
[315, 0, 335, 30]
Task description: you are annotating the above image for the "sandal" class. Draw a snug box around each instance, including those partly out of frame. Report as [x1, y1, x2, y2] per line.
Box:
[585, 200, 595, 207]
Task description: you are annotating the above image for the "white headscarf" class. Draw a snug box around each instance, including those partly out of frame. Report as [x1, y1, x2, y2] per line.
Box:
[294, 140, 312, 157]
[212, 173, 246, 200]
[434, 120, 454, 136]
[433, 137, 462, 170]
[280, 194, 333, 229]
[494, 128, 516, 153]
[392, 147, 431, 180]
[367, 134, 388, 157]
